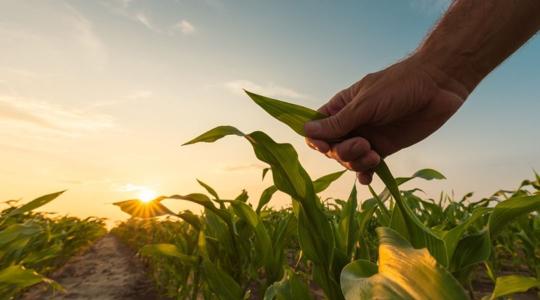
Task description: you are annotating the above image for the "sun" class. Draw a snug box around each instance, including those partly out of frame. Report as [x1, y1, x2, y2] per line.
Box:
[138, 189, 157, 203]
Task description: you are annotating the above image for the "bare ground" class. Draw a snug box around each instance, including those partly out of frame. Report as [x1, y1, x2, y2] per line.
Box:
[21, 234, 165, 300]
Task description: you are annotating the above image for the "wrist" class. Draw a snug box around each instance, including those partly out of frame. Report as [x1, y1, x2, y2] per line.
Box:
[411, 50, 477, 100]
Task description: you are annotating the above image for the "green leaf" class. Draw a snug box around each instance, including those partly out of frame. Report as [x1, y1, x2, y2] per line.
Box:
[176, 210, 202, 230]
[486, 275, 540, 300]
[0, 265, 61, 294]
[202, 259, 245, 300]
[182, 125, 244, 145]
[246, 131, 336, 272]
[340, 260, 378, 299]
[2, 191, 65, 220]
[340, 227, 469, 300]
[377, 162, 448, 266]
[450, 231, 491, 271]
[168, 193, 229, 222]
[245, 90, 325, 136]
[337, 185, 359, 257]
[379, 168, 446, 204]
[230, 200, 281, 282]
[140, 243, 198, 264]
[197, 179, 220, 200]
[313, 170, 347, 193]
[441, 208, 488, 268]
[489, 194, 540, 237]
[256, 186, 278, 214]
[264, 268, 312, 300]
[0, 223, 42, 247]
[262, 168, 271, 181]
[396, 169, 446, 185]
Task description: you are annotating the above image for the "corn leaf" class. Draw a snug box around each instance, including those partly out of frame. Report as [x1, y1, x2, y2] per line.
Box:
[450, 231, 491, 271]
[2, 191, 65, 220]
[0, 265, 62, 296]
[140, 243, 198, 264]
[485, 275, 540, 300]
[197, 179, 220, 200]
[313, 170, 347, 193]
[182, 125, 244, 145]
[340, 227, 468, 300]
[245, 90, 325, 136]
[0, 223, 42, 247]
[337, 185, 359, 258]
[256, 186, 278, 213]
[488, 194, 540, 237]
[264, 268, 312, 300]
[202, 259, 245, 300]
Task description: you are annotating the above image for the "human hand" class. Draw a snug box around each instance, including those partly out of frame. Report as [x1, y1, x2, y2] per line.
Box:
[304, 56, 469, 184]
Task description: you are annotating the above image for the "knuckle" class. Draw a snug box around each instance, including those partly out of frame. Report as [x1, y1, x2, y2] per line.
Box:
[362, 153, 380, 168]
[362, 72, 378, 84]
[352, 138, 370, 153]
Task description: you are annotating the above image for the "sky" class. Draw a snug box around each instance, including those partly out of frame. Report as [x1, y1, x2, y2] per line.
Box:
[1, 0, 539, 224]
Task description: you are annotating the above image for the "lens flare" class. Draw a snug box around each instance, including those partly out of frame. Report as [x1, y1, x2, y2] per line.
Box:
[138, 189, 157, 203]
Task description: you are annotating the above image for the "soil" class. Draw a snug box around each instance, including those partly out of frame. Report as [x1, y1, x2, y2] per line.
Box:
[20, 234, 165, 300]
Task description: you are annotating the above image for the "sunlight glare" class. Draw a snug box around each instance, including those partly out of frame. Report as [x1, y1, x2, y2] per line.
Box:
[138, 189, 157, 203]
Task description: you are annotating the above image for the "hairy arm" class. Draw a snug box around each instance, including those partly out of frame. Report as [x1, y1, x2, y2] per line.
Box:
[418, 0, 540, 94]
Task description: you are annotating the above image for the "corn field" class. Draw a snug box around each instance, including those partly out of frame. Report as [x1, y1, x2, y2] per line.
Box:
[1, 92, 539, 299]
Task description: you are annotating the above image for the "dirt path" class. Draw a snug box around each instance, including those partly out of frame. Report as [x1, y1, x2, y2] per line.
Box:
[21, 234, 164, 300]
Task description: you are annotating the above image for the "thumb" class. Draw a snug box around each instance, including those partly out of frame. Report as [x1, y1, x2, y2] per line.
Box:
[304, 103, 364, 140]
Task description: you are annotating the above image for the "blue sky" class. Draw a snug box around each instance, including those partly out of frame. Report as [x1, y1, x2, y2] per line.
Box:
[1, 0, 538, 220]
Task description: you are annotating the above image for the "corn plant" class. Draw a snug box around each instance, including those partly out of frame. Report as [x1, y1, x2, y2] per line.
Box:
[0, 192, 106, 299]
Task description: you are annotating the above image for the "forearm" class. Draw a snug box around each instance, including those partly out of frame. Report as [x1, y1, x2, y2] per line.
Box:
[416, 0, 540, 94]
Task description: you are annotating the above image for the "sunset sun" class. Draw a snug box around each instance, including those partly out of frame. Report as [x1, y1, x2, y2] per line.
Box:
[138, 189, 157, 203]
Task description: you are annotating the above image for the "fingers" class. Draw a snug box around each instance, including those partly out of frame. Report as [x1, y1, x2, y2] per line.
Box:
[357, 171, 374, 185]
[327, 137, 370, 162]
[305, 94, 373, 140]
[305, 138, 330, 153]
[345, 150, 380, 172]
[307, 136, 381, 179]
[318, 89, 350, 116]
[304, 108, 356, 140]
[304, 89, 357, 140]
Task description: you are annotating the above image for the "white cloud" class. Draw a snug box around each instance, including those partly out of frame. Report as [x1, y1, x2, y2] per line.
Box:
[101, 2, 197, 36]
[173, 20, 195, 35]
[65, 4, 108, 69]
[0, 95, 114, 136]
[0, 2, 108, 71]
[89, 90, 153, 108]
[117, 183, 149, 192]
[224, 80, 306, 99]
[133, 12, 163, 33]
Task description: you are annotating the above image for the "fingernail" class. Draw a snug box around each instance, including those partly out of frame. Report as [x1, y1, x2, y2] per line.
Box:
[311, 140, 329, 152]
[307, 141, 318, 150]
[304, 121, 320, 136]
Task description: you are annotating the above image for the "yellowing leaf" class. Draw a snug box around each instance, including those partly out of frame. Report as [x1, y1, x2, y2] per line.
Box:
[340, 227, 468, 300]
